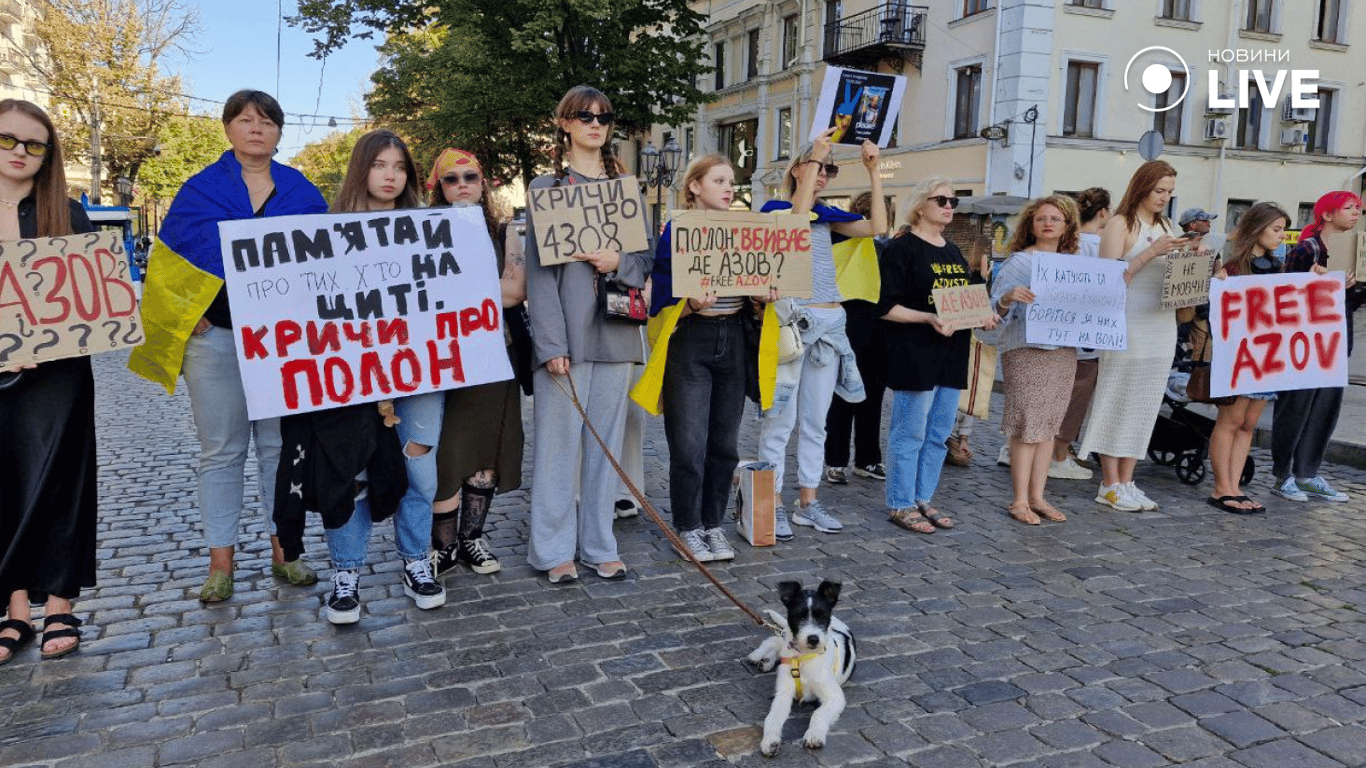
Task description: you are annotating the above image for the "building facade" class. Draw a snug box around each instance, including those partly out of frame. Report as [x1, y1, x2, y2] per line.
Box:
[647, 0, 1366, 240]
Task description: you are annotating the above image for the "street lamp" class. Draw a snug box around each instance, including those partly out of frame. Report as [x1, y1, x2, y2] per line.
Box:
[116, 176, 132, 206]
[640, 137, 682, 233]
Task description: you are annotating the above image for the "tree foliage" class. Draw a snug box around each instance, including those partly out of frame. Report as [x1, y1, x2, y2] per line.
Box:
[292, 0, 713, 186]
[136, 114, 228, 210]
[287, 126, 371, 205]
[28, 0, 200, 201]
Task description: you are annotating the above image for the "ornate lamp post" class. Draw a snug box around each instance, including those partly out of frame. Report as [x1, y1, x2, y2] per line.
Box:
[640, 137, 683, 234]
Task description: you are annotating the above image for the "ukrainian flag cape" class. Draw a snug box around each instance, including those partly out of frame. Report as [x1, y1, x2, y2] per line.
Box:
[128, 151, 327, 392]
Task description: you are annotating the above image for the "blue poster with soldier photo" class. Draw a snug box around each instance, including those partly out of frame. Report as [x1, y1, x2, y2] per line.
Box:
[809, 66, 906, 147]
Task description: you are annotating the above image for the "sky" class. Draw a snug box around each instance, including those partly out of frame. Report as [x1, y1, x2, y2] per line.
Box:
[173, 1, 385, 160]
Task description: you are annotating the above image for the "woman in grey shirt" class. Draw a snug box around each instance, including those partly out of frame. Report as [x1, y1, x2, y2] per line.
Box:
[524, 86, 653, 583]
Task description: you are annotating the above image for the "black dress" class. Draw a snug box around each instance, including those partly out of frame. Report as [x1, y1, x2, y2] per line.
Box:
[0, 199, 98, 602]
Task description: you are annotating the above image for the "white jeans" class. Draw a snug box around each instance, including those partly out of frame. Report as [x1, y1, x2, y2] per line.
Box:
[758, 308, 844, 494]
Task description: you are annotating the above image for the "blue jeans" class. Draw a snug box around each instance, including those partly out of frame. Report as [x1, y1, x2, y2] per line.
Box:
[662, 313, 746, 531]
[182, 326, 281, 549]
[886, 387, 960, 509]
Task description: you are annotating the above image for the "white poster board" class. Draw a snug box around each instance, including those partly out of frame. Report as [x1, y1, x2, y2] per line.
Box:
[808, 66, 907, 147]
[1208, 272, 1348, 397]
[219, 207, 512, 420]
[1024, 251, 1128, 350]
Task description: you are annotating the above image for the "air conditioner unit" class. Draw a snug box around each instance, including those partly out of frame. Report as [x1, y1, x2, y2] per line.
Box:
[1282, 100, 1316, 123]
[1206, 95, 1236, 117]
[1280, 127, 1308, 147]
[1204, 117, 1231, 141]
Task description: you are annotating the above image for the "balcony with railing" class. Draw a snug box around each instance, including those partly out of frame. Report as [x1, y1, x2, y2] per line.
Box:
[823, 2, 928, 71]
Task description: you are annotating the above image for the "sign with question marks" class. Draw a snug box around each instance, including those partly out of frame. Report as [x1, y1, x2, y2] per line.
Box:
[0, 229, 143, 366]
[670, 210, 813, 299]
[809, 66, 907, 147]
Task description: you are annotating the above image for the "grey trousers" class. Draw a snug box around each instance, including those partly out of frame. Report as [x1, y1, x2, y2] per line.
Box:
[1271, 386, 1344, 482]
[528, 361, 631, 570]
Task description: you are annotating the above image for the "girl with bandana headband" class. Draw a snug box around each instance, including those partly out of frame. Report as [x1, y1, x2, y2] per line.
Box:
[424, 149, 526, 578]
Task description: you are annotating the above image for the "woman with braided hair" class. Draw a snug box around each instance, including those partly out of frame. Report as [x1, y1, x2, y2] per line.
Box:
[524, 85, 653, 583]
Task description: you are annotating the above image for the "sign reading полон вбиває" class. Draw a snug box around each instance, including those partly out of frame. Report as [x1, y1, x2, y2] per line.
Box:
[670, 210, 813, 298]
[219, 207, 512, 420]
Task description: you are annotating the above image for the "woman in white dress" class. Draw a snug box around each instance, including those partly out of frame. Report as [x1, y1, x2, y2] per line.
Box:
[1081, 160, 1190, 511]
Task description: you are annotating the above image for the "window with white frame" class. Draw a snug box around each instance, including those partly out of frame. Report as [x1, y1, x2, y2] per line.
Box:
[776, 107, 792, 160]
[1160, 0, 1192, 21]
[747, 29, 760, 80]
[1152, 70, 1185, 144]
[1063, 61, 1099, 138]
[713, 41, 726, 90]
[1236, 86, 1264, 148]
[684, 126, 695, 161]
[782, 15, 799, 68]
[1315, 0, 1345, 43]
[1245, 0, 1274, 33]
[1306, 88, 1335, 154]
[953, 64, 982, 139]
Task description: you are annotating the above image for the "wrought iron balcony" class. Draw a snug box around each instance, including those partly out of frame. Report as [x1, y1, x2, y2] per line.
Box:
[823, 2, 927, 71]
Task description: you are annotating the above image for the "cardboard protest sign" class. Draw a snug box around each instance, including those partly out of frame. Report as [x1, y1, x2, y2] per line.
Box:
[1161, 249, 1215, 309]
[219, 207, 512, 420]
[0, 230, 143, 366]
[528, 176, 650, 265]
[932, 284, 993, 332]
[1208, 272, 1347, 398]
[1024, 251, 1128, 350]
[809, 66, 907, 147]
[670, 210, 812, 298]
[1321, 229, 1366, 277]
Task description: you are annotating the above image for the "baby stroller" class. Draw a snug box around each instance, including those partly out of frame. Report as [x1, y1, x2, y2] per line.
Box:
[1148, 309, 1254, 486]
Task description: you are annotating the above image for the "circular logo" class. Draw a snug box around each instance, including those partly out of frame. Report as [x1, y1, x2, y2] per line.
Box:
[1123, 46, 1191, 113]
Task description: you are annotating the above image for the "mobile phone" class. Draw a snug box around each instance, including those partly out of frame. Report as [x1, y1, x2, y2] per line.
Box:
[1178, 231, 1202, 239]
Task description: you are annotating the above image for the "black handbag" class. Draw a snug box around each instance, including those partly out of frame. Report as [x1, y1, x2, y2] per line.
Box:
[596, 274, 648, 324]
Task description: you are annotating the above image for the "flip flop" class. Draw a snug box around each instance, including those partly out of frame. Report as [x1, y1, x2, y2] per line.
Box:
[1233, 495, 1266, 513]
[1206, 495, 1259, 515]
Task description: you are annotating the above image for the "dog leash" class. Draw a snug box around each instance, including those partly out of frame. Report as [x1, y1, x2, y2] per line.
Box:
[551, 372, 782, 633]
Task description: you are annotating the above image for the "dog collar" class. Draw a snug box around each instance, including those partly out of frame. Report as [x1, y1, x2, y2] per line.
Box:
[784, 652, 821, 699]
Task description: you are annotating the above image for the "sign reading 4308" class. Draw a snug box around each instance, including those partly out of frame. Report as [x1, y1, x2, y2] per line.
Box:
[529, 176, 651, 265]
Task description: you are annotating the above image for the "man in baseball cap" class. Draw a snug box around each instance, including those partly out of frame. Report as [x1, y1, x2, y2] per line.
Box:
[1178, 208, 1217, 235]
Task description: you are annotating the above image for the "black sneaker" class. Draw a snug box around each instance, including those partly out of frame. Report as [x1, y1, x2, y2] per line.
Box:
[853, 463, 886, 480]
[401, 559, 446, 609]
[430, 544, 459, 579]
[326, 570, 361, 625]
[457, 537, 502, 575]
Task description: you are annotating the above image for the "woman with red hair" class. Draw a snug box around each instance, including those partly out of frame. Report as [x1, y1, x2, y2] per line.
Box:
[1269, 190, 1362, 503]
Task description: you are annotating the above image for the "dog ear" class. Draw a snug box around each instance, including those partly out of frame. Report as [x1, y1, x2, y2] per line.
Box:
[777, 581, 804, 608]
[817, 580, 842, 605]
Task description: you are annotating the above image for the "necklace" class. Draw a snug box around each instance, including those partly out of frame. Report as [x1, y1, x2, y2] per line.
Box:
[0, 196, 21, 207]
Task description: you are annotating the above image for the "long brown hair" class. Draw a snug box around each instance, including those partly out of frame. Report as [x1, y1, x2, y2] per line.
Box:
[681, 153, 732, 209]
[1114, 160, 1176, 232]
[332, 130, 422, 213]
[552, 86, 624, 182]
[0, 100, 71, 237]
[1227, 202, 1290, 274]
[1007, 195, 1081, 255]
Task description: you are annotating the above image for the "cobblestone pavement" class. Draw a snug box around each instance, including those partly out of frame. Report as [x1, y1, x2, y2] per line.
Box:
[4, 353, 1366, 768]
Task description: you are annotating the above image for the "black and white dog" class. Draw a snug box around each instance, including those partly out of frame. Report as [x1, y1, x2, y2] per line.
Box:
[747, 580, 857, 756]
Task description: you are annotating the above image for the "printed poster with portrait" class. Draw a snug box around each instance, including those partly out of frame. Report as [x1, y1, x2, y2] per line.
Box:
[808, 66, 907, 147]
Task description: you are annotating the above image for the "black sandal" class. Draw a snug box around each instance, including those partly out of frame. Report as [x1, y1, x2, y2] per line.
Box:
[0, 618, 35, 666]
[40, 614, 81, 660]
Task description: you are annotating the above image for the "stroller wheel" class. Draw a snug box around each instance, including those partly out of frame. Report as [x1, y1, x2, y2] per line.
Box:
[1240, 456, 1255, 486]
[1175, 452, 1206, 485]
[1148, 449, 1176, 466]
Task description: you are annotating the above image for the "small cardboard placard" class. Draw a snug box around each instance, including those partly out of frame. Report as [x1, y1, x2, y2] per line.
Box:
[670, 210, 813, 298]
[809, 66, 907, 147]
[1161, 249, 1215, 309]
[528, 176, 650, 265]
[1321, 229, 1366, 277]
[0, 230, 143, 366]
[733, 461, 776, 547]
[932, 283, 993, 332]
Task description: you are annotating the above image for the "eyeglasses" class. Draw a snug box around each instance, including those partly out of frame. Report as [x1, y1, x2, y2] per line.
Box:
[574, 111, 615, 126]
[441, 171, 482, 186]
[929, 195, 960, 209]
[0, 132, 49, 158]
[1033, 216, 1065, 224]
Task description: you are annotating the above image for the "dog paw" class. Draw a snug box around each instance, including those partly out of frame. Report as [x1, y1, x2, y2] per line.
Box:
[760, 738, 780, 757]
[802, 732, 826, 750]
[747, 655, 777, 673]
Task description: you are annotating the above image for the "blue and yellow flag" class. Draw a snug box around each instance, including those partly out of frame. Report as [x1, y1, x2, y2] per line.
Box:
[128, 151, 327, 392]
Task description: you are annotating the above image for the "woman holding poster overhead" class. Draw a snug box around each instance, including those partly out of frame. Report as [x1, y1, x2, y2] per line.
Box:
[1080, 160, 1187, 512]
[755, 127, 883, 538]
[1270, 190, 1362, 504]
[1206, 202, 1291, 514]
[991, 196, 1081, 525]
[129, 90, 328, 604]
[524, 86, 652, 583]
[0, 100, 97, 663]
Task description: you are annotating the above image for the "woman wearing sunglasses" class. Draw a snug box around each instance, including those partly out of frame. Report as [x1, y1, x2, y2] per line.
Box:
[755, 126, 885, 538]
[877, 178, 994, 533]
[0, 100, 100, 664]
[424, 148, 525, 577]
[524, 85, 652, 583]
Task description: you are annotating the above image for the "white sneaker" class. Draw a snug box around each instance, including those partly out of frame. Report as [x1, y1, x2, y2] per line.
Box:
[1272, 477, 1309, 502]
[675, 529, 715, 562]
[1048, 456, 1093, 480]
[997, 444, 1011, 466]
[792, 501, 843, 533]
[704, 527, 735, 561]
[1095, 483, 1141, 512]
[773, 505, 795, 542]
[1297, 476, 1349, 503]
[1124, 482, 1159, 510]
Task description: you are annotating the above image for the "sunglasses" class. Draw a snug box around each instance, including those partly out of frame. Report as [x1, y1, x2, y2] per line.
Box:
[573, 111, 615, 126]
[818, 163, 839, 178]
[441, 171, 482, 186]
[929, 195, 960, 209]
[0, 132, 49, 159]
